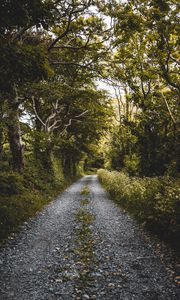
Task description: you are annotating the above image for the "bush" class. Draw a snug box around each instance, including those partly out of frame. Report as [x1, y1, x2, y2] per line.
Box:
[0, 191, 53, 239]
[98, 169, 180, 247]
[0, 172, 25, 195]
[123, 154, 140, 176]
[0, 157, 70, 243]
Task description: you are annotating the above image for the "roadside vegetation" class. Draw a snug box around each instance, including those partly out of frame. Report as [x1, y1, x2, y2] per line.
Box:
[0, 1, 179, 250]
[0, 158, 73, 243]
[0, 1, 112, 242]
[95, 1, 179, 252]
[98, 169, 180, 249]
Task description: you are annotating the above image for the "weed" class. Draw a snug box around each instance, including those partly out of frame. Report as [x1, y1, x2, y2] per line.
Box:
[80, 199, 90, 206]
[74, 204, 96, 295]
[80, 186, 90, 196]
[75, 209, 95, 225]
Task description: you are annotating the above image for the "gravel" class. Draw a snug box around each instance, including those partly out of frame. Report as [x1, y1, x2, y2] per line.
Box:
[0, 175, 179, 299]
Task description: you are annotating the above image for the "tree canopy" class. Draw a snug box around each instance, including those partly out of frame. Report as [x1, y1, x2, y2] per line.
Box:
[0, 0, 179, 177]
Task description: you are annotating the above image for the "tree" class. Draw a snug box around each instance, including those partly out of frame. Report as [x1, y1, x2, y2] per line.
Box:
[99, 0, 180, 175]
[0, 0, 55, 172]
[0, 0, 108, 172]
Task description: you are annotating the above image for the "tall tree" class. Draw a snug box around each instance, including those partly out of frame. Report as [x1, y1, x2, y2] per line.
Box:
[0, 0, 107, 172]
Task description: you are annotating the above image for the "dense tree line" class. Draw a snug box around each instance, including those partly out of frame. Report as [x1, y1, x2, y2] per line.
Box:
[0, 0, 112, 176]
[0, 0, 179, 178]
[101, 0, 179, 176]
[0, 0, 179, 244]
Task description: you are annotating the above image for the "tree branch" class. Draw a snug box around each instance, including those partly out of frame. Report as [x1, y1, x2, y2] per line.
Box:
[48, 12, 72, 51]
[11, 25, 32, 42]
[63, 110, 89, 131]
[51, 34, 91, 50]
[161, 92, 176, 125]
[32, 96, 46, 127]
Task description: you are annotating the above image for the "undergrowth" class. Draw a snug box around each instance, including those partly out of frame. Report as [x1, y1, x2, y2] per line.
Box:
[97, 169, 180, 250]
[0, 158, 74, 244]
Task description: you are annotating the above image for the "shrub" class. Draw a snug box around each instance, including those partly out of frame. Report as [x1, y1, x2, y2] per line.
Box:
[0, 192, 51, 239]
[98, 169, 130, 204]
[97, 169, 180, 247]
[0, 172, 24, 195]
[0, 157, 70, 243]
[123, 154, 140, 176]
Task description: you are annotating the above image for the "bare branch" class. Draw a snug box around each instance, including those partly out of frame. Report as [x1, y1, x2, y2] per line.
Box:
[48, 119, 62, 132]
[32, 96, 46, 127]
[75, 110, 89, 118]
[45, 112, 57, 131]
[62, 110, 89, 134]
[11, 25, 32, 42]
[48, 0, 93, 51]
[161, 92, 176, 125]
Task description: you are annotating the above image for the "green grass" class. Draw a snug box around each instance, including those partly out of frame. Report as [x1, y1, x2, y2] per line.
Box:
[80, 185, 90, 196]
[74, 206, 96, 290]
[80, 199, 90, 206]
[75, 209, 95, 225]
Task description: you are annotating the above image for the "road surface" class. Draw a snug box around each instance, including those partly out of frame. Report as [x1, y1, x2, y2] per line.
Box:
[0, 175, 179, 299]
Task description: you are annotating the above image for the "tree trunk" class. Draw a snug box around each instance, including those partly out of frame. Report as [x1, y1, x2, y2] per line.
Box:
[7, 97, 24, 173]
[33, 98, 43, 160]
[44, 143, 53, 172]
[0, 104, 4, 156]
[0, 123, 3, 156]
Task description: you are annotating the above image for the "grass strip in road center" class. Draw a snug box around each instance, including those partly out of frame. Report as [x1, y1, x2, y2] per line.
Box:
[80, 185, 90, 196]
[73, 186, 97, 299]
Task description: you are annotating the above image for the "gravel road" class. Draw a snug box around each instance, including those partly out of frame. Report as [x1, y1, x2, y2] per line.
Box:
[0, 175, 179, 300]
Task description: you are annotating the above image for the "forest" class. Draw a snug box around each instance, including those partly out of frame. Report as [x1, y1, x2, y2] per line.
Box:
[0, 0, 179, 248]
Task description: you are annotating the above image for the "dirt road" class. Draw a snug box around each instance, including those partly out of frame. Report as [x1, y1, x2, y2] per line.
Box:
[0, 175, 179, 299]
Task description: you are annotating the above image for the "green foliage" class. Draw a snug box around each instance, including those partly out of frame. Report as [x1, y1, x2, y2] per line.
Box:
[0, 0, 179, 248]
[0, 156, 68, 242]
[106, 124, 139, 174]
[123, 154, 140, 176]
[76, 160, 85, 176]
[0, 0, 111, 174]
[103, 0, 180, 176]
[0, 172, 24, 195]
[98, 169, 180, 248]
[0, 192, 49, 239]
[0, 0, 54, 35]
[51, 158, 65, 185]
[0, 43, 52, 91]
